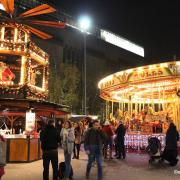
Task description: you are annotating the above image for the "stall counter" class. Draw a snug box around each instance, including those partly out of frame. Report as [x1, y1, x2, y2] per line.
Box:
[5, 135, 42, 163]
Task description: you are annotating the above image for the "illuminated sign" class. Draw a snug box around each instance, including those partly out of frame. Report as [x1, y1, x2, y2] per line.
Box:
[25, 111, 35, 132]
[130, 68, 169, 82]
[100, 29, 144, 57]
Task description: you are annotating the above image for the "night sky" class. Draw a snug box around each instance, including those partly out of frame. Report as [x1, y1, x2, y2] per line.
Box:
[55, 0, 180, 61]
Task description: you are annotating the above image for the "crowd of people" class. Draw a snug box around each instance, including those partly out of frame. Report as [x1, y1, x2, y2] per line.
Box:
[39, 117, 179, 180]
[39, 118, 127, 180]
[0, 117, 179, 180]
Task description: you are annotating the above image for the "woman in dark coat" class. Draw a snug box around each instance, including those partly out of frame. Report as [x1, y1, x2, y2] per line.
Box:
[162, 123, 179, 166]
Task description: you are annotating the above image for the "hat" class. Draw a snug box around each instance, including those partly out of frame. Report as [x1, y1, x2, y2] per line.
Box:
[104, 120, 110, 126]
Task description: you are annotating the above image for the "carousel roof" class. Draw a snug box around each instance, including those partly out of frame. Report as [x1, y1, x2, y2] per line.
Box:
[98, 61, 180, 103]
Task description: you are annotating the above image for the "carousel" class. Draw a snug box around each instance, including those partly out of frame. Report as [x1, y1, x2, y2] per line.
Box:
[98, 61, 180, 150]
[0, 1, 67, 162]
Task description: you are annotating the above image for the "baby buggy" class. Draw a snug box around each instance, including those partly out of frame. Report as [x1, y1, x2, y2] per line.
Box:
[146, 136, 162, 164]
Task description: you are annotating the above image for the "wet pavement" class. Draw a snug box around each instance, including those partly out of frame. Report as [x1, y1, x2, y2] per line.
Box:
[2, 149, 180, 180]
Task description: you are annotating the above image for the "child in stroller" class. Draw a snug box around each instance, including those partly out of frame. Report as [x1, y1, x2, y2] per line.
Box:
[146, 136, 162, 164]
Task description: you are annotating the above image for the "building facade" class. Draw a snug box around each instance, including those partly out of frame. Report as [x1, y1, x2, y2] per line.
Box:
[14, 0, 145, 115]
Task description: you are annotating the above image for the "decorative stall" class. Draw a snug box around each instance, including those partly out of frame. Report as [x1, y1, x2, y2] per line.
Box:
[0, 1, 67, 162]
[98, 61, 180, 150]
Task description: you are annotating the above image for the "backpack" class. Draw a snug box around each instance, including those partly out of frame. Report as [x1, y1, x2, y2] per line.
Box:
[58, 162, 73, 179]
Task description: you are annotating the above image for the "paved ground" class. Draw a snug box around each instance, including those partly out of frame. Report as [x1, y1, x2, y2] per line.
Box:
[2, 149, 180, 180]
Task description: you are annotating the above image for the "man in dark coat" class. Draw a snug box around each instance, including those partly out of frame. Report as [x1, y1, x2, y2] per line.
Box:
[162, 122, 179, 166]
[115, 121, 126, 159]
[40, 119, 60, 180]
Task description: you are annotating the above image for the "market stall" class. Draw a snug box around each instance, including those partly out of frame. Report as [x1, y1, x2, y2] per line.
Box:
[0, 1, 67, 162]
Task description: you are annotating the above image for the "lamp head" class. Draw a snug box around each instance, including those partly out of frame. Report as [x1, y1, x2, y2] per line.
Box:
[78, 15, 91, 32]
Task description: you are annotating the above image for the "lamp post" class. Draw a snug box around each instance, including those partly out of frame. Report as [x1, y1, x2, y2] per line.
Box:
[78, 16, 91, 115]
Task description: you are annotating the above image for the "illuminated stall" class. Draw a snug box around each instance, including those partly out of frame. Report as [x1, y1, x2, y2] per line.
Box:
[98, 61, 180, 150]
[0, 1, 67, 162]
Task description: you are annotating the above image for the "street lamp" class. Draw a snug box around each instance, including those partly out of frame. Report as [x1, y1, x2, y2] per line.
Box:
[78, 16, 91, 115]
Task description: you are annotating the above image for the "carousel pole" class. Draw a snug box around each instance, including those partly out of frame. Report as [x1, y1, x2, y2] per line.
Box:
[112, 100, 114, 118]
[1, 27, 5, 40]
[135, 102, 137, 114]
[151, 90, 154, 110]
[105, 101, 107, 120]
[158, 88, 161, 111]
[128, 101, 130, 114]
[123, 102, 125, 112]
[143, 101, 145, 110]
[107, 101, 110, 119]
[14, 28, 18, 42]
[139, 103, 141, 113]
[162, 88, 164, 111]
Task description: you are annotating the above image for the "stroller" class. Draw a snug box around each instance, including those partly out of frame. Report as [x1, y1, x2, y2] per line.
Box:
[146, 136, 162, 164]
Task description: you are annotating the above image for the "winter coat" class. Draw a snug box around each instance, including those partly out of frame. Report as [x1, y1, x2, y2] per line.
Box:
[115, 124, 126, 145]
[102, 125, 114, 140]
[40, 125, 60, 151]
[165, 125, 179, 150]
[0, 135, 6, 166]
[84, 128, 107, 151]
[60, 128, 75, 154]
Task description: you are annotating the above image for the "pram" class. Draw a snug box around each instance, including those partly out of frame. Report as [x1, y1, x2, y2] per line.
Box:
[146, 136, 162, 164]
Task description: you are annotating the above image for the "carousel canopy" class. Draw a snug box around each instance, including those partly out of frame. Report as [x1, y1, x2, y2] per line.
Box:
[98, 61, 180, 103]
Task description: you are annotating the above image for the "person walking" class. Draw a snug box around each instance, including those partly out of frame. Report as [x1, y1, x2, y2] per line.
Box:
[72, 122, 81, 159]
[162, 122, 179, 166]
[115, 121, 126, 159]
[60, 120, 75, 180]
[0, 134, 6, 180]
[84, 120, 106, 180]
[102, 120, 114, 159]
[40, 119, 60, 180]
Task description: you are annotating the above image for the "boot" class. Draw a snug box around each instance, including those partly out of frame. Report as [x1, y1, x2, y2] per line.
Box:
[72, 155, 76, 159]
[86, 171, 90, 179]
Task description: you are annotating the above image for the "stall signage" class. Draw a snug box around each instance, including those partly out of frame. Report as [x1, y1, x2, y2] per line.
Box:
[25, 111, 35, 132]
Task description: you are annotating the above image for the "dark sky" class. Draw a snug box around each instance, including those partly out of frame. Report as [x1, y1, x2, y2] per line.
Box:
[55, 0, 180, 61]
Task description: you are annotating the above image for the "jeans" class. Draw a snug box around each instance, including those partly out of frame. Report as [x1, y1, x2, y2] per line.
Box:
[117, 139, 126, 159]
[43, 149, 58, 180]
[64, 151, 72, 178]
[86, 145, 103, 180]
[73, 143, 81, 158]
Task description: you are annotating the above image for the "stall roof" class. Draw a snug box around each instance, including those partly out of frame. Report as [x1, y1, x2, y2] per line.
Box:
[0, 98, 70, 116]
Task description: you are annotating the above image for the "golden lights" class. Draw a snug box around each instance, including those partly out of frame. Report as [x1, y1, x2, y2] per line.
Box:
[98, 61, 180, 102]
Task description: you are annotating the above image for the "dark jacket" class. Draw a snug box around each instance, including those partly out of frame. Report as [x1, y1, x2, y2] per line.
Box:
[165, 123, 179, 150]
[115, 124, 126, 142]
[40, 125, 60, 151]
[84, 128, 106, 150]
